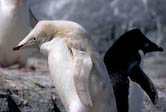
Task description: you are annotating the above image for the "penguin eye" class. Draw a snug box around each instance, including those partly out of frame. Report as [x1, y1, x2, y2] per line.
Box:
[32, 37, 36, 41]
[144, 43, 149, 47]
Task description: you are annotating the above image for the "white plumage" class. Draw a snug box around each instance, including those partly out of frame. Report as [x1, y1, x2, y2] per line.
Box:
[129, 50, 144, 112]
[14, 20, 117, 112]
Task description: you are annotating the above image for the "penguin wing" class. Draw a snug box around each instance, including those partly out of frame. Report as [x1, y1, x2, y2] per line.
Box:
[129, 66, 158, 104]
[29, 8, 38, 28]
[72, 48, 93, 107]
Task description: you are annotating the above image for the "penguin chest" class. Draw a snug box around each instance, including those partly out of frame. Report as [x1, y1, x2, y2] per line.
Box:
[46, 38, 80, 108]
[48, 47, 75, 92]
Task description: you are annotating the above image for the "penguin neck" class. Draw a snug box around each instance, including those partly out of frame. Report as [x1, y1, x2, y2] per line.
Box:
[40, 39, 54, 56]
[40, 37, 68, 56]
[40, 42, 50, 56]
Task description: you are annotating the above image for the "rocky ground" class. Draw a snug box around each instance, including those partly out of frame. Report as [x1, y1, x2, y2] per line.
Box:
[0, 55, 65, 112]
[0, 53, 165, 112]
[143, 56, 166, 112]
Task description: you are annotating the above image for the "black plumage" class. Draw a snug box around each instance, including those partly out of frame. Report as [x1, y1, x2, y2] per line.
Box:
[104, 29, 163, 112]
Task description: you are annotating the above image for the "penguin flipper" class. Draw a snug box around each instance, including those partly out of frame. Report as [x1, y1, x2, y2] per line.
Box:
[72, 48, 93, 107]
[129, 66, 158, 104]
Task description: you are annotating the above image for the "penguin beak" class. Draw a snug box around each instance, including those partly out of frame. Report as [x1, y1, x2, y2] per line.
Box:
[13, 45, 24, 50]
[143, 42, 164, 55]
[13, 39, 28, 51]
[144, 46, 164, 55]
[157, 46, 164, 51]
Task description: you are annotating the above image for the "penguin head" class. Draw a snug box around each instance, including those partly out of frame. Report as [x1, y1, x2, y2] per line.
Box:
[13, 20, 86, 51]
[141, 39, 163, 54]
[13, 21, 56, 50]
[119, 29, 163, 54]
[133, 29, 163, 54]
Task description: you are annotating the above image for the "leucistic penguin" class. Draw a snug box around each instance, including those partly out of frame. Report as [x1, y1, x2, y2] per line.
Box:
[13, 20, 117, 112]
[0, 0, 37, 67]
[104, 29, 163, 112]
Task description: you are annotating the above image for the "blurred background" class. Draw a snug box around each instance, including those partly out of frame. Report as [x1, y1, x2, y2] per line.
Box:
[0, 0, 165, 112]
[28, 0, 166, 56]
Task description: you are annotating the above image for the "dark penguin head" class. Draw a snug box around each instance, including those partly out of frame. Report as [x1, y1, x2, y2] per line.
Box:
[104, 29, 164, 71]
[117, 29, 163, 54]
[105, 29, 164, 65]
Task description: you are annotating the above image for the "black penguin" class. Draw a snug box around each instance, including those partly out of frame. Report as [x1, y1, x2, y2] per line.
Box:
[104, 29, 163, 112]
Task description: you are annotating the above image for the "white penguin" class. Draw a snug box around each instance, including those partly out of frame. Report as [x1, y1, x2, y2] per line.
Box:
[13, 20, 117, 112]
[0, 0, 37, 67]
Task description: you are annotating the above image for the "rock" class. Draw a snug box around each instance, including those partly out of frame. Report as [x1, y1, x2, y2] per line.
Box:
[0, 89, 21, 112]
[1, 56, 166, 112]
[0, 88, 63, 112]
[0, 59, 65, 112]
